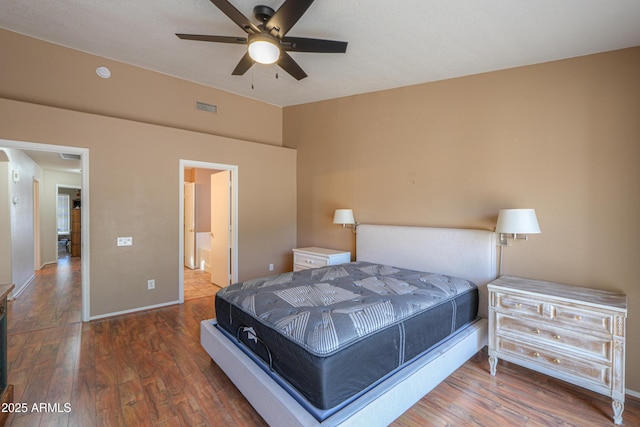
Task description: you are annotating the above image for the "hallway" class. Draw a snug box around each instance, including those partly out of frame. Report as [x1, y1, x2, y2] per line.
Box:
[8, 255, 81, 336]
[5, 258, 262, 426]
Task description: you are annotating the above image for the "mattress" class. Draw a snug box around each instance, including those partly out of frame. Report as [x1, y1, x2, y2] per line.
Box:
[215, 261, 478, 413]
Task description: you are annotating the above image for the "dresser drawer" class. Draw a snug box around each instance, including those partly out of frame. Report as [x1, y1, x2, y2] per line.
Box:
[294, 252, 329, 270]
[494, 291, 615, 335]
[495, 313, 612, 362]
[494, 291, 543, 317]
[552, 304, 614, 336]
[495, 336, 612, 390]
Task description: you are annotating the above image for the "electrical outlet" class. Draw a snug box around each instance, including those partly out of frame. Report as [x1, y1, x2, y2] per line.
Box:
[269, 263, 274, 271]
[147, 279, 155, 290]
[117, 237, 133, 246]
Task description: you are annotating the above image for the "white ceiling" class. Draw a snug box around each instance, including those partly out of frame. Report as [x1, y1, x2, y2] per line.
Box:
[21, 150, 82, 174]
[1, 0, 640, 107]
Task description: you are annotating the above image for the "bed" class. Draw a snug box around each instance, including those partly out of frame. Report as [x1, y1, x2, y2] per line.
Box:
[201, 224, 497, 426]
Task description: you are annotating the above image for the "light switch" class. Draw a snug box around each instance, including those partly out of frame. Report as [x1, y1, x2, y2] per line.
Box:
[117, 237, 133, 246]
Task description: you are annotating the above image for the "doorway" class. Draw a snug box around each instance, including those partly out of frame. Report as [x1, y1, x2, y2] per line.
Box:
[179, 160, 238, 303]
[0, 139, 89, 321]
[56, 185, 82, 264]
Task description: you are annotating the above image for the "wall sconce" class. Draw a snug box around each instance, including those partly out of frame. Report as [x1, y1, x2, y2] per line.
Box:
[333, 209, 358, 233]
[495, 208, 541, 276]
[495, 209, 541, 246]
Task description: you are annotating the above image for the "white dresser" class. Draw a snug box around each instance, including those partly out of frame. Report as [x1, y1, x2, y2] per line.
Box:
[488, 276, 627, 425]
[292, 247, 351, 272]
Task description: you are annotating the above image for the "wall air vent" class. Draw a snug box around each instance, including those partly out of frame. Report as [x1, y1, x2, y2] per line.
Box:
[195, 101, 218, 114]
[60, 153, 81, 160]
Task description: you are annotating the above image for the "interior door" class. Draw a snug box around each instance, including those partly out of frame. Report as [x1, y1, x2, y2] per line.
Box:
[184, 182, 196, 269]
[210, 171, 231, 287]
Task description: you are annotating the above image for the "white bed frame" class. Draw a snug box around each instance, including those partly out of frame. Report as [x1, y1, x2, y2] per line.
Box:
[200, 224, 497, 426]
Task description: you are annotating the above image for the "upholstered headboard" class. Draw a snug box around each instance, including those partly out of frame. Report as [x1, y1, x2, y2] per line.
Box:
[356, 224, 497, 317]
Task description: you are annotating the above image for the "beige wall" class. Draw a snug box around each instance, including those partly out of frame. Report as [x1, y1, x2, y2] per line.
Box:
[194, 168, 217, 233]
[0, 155, 11, 284]
[0, 98, 296, 317]
[0, 147, 43, 294]
[0, 29, 283, 146]
[284, 47, 640, 392]
[0, 29, 296, 317]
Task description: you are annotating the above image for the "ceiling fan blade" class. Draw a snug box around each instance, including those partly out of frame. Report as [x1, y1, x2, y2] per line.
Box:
[282, 37, 347, 53]
[266, 0, 314, 38]
[176, 34, 247, 45]
[277, 52, 307, 80]
[232, 52, 254, 76]
[209, 0, 260, 34]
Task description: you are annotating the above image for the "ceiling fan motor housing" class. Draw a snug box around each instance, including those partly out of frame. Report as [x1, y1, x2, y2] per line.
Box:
[253, 5, 275, 24]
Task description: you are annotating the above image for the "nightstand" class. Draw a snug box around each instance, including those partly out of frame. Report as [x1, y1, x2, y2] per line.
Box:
[488, 276, 627, 425]
[292, 247, 351, 272]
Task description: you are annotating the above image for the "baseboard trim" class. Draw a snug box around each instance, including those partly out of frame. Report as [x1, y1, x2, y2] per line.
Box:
[9, 274, 35, 300]
[89, 299, 181, 321]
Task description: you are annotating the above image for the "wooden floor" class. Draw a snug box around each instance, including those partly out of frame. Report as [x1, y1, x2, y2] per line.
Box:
[5, 258, 640, 426]
[183, 267, 219, 301]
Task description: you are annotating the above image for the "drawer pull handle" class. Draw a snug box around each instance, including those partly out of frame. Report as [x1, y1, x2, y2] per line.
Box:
[532, 352, 540, 357]
[516, 303, 522, 308]
[553, 358, 561, 364]
[533, 328, 540, 334]
[553, 334, 561, 340]
[575, 315, 583, 320]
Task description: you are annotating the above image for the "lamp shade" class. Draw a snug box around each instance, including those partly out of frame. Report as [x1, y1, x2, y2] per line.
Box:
[333, 209, 355, 225]
[495, 209, 541, 234]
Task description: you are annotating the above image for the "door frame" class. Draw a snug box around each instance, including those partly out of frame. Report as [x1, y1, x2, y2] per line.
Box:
[0, 138, 90, 322]
[183, 181, 196, 270]
[178, 159, 238, 303]
[33, 178, 41, 270]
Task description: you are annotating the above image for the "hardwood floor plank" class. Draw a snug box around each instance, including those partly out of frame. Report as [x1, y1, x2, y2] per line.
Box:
[140, 378, 175, 424]
[68, 367, 97, 427]
[119, 378, 152, 426]
[5, 257, 640, 426]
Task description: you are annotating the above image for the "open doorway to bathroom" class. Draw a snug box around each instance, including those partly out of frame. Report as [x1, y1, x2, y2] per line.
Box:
[180, 160, 238, 302]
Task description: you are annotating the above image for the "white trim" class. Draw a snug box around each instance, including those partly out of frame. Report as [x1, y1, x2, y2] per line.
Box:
[0, 139, 90, 321]
[39, 261, 57, 269]
[9, 273, 35, 300]
[179, 159, 239, 302]
[89, 300, 180, 321]
[627, 389, 640, 399]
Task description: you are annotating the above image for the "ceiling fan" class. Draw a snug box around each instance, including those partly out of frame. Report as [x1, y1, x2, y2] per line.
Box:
[176, 0, 348, 80]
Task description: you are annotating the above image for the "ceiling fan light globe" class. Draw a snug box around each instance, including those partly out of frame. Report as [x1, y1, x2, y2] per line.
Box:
[248, 39, 280, 64]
